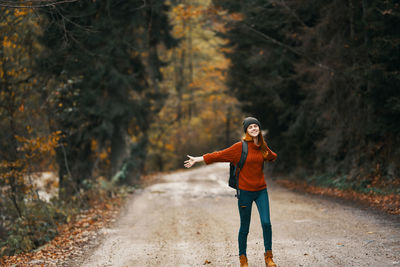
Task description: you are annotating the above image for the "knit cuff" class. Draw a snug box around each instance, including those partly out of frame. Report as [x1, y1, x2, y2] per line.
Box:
[203, 154, 213, 165]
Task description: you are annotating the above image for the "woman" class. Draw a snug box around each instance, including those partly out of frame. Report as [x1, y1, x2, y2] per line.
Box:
[184, 117, 277, 267]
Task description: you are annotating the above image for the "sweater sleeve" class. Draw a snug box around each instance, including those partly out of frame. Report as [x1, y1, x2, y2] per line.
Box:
[265, 144, 277, 161]
[203, 142, 242, 165]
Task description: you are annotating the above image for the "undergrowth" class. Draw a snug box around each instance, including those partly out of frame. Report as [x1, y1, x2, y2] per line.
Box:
[0, 177, 134, 257]
[298, 173, 400, 195]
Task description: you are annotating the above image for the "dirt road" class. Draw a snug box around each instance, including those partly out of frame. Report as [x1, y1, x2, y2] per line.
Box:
[79, 163, 400, 267]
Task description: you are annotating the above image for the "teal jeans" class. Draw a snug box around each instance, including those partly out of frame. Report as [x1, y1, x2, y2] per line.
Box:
[238, 189, 272, 256]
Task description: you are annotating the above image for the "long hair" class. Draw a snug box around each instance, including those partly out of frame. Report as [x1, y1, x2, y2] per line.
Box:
[243, 132, 270, 160]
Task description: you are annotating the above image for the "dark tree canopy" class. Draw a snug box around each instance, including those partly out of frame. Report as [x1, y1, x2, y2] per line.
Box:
[36, 0, 177, 194]
[214, 0, 400, 187]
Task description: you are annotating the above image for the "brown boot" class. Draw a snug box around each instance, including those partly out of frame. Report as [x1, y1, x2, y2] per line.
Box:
[239, 254, 248, 267]
[264, 250, 276, 267]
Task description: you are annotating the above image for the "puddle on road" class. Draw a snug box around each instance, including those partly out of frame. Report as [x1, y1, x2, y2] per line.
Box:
[150, 190, 166, 194]
[294, 219, 313, 223]
[146, 180, 233, 200]
[145, 165, 234, 200]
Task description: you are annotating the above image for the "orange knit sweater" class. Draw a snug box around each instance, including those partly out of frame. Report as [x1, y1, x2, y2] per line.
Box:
[203, 140, 277, 191]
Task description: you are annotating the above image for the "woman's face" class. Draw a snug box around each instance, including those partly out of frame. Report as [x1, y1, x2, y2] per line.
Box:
[247, 123, 260, 138]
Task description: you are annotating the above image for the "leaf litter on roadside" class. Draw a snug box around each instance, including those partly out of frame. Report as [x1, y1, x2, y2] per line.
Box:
[0, 196, 124, 267]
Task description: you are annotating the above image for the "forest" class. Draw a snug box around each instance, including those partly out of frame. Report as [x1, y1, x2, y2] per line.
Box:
[1, 0, 399, 258]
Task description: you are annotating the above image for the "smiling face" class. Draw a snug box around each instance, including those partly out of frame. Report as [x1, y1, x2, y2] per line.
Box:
[246, 123, 260, 138]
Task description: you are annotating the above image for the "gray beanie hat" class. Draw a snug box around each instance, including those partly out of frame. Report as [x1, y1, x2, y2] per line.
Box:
[243, 117, 261, 133]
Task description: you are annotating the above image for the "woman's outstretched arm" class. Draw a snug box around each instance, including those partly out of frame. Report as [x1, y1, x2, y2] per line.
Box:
[184, 155, 204, 168]
[185, 141, 242, 168]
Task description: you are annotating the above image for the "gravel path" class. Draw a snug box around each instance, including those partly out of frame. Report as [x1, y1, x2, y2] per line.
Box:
[79, 163, 400, 267]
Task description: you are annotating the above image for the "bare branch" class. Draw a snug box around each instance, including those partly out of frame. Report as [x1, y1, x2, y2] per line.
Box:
[242, 23, 334, 72]
[276, 0, 308, 28]
[0, 0, 78, 8]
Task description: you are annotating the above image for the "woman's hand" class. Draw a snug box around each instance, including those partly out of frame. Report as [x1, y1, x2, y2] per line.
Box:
[184, 155, 203, 168]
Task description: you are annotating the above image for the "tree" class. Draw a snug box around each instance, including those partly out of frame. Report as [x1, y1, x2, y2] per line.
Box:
[36, 0, 177, 195]
[0, 7, 41, 219]
[213, 0, 400, 189]
[145, 0, 243, 172]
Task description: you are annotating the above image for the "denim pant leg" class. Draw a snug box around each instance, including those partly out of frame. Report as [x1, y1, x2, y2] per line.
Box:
[237, 190, 254, 256]
[255, 189, 272, 251]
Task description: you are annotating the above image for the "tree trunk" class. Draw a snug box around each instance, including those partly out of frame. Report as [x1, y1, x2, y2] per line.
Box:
[56, 146, 69, 199]
[348, 0, 355, 40]
[174, 48, 185, 123]
[187, 12, 195, 119]
[4, 76, 23, 217]
[110, 125, 127, 178]
[361, 0, 369, 45]
[226, 105, 232, 147]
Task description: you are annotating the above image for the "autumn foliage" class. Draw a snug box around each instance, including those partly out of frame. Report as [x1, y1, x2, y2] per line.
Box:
[146, 0, 243, 171]
[0, 0, 175, 258]
[1, 0, 399, 262]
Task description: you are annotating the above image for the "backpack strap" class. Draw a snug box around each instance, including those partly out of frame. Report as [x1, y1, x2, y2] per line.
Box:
[235, 140, 248, 198]
[238, 140, 248, 170]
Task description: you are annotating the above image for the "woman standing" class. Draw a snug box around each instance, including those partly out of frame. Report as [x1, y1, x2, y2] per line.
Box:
[184, 117, 277, 267]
